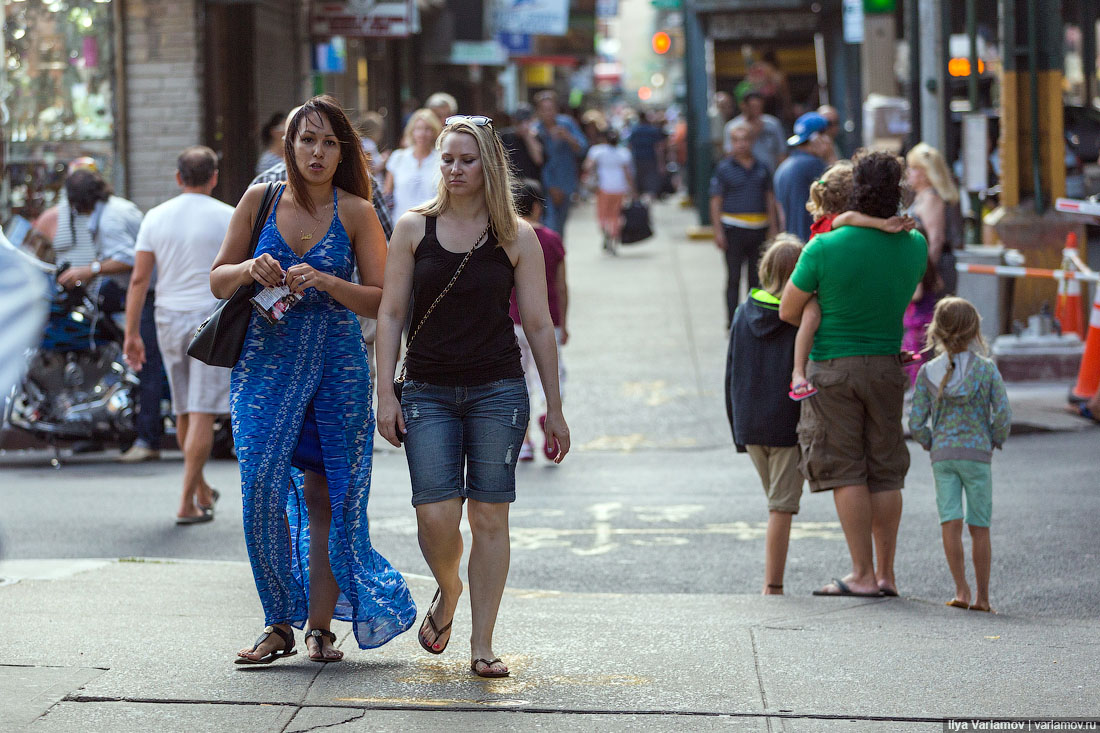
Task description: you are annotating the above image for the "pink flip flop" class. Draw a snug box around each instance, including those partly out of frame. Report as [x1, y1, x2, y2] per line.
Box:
[789, 381, 818, 401]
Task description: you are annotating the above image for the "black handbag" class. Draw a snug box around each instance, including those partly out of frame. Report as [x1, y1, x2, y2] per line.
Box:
[620, 199, 653, 244]
[186, 183, 280, 367]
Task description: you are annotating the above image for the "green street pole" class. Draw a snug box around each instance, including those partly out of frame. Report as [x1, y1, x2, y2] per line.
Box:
[683, 0, 711, 225]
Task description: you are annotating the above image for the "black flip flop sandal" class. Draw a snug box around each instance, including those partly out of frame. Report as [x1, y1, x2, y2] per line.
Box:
[304, 629, 342, 663]
[418, 588, 453, 655]
[812, 577, 883, 597]
[471, 657, 510, 678]
[235, 625, 296, 665]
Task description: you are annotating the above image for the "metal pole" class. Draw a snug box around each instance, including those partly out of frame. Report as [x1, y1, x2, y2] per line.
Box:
[683, 0, 711, 225]
[966, 0, 981, 242]
[1027, 0, 1043, 213]
[905, 0, 921, 150]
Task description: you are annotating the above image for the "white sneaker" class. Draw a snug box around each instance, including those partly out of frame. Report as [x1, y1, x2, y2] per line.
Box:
[119, 443, 160, 463]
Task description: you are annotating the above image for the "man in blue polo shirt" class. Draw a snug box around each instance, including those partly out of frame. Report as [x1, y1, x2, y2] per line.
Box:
[773, 112, 829, 243]
[710, 121, 782, 325]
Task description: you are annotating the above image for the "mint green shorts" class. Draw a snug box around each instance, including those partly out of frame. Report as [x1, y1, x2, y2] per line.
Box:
[931, 459, 992, 527]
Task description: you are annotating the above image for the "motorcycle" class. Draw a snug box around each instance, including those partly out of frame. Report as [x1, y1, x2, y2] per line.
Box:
[5, 267, 140, 453]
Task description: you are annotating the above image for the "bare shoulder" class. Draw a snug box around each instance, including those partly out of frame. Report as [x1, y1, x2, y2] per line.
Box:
[505, 219, 539, 261]
[336, 188, 372, 215]
[392, 211, 427, 250]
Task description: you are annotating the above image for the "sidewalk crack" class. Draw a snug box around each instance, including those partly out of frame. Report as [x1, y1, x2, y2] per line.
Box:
[749, 627, 771, 732]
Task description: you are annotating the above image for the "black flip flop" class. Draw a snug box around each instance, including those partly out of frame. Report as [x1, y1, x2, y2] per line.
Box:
[418, 588, 453, 655]
[200, 489, 221, 511]
[471, 657, 510, 678]
[176, 507, 213, 525]
[812, 578, 883, 597]
[304, 628, 342, 663]
[235, 625, 296, 665]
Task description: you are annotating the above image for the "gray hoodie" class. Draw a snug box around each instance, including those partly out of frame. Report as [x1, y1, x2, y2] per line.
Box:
[909, 349, 1011, 463]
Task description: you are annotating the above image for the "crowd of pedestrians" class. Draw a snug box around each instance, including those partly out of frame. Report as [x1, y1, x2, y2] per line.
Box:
[7, 79, 1027, 679]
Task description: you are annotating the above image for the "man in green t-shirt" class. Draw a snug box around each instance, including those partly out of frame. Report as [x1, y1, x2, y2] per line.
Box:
[779, 150, 927, 599]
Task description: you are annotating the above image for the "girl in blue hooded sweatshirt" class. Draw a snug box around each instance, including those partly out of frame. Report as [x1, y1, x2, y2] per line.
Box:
[725, 233, 804, 595]
[909, 297, 1011, 614]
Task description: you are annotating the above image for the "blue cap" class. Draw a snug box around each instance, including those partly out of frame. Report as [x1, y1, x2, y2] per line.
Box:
[787, 112, 828, 147]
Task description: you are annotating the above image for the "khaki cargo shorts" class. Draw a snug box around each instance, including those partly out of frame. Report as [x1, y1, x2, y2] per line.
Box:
[797, 355, 910, 493]
[746, 444, 803, 513]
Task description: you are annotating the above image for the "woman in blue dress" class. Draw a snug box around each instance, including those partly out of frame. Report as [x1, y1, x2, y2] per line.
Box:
[211, 95, 415, 665]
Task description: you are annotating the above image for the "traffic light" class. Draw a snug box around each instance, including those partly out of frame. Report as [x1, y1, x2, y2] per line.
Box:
[863, 0, 895, 12]
[652, 31, 671, 55]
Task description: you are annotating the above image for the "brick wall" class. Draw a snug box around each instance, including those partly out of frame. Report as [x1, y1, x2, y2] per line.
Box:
[123, 0, 202, 212]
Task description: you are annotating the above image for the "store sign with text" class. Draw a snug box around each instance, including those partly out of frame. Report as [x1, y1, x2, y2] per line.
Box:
[311, 0, 420, 38]
[494, 0, 569, 37]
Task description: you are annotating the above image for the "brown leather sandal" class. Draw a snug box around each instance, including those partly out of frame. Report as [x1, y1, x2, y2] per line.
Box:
[235, 625, 296, 665]
[304, 628, 342, 663]
[470, 657, 510, 678]
[418, 588, 453, 655]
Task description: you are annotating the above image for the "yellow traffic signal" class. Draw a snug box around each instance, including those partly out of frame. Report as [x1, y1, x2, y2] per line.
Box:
[652, 31, 671, 55]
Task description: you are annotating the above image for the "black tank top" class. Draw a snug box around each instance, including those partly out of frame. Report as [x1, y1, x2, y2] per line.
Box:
[405, 216, 523, 386]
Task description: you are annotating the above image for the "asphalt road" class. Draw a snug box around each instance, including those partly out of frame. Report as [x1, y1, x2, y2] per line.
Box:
[2, 200, 1097, 623]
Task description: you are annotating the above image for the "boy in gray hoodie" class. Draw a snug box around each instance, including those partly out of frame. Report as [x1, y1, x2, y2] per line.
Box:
[909, 297, 1011, 613]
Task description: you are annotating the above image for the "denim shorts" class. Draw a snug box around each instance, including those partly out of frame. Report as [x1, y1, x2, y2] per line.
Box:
[400, 377, 530, 506]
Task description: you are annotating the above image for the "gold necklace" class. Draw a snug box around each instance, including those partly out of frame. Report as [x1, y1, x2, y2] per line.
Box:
[294, 201, 326, 241]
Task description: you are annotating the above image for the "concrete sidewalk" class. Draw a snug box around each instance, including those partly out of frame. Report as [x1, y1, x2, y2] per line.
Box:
[2, 199, 1097, 732]
[1, 558, 1098, 732]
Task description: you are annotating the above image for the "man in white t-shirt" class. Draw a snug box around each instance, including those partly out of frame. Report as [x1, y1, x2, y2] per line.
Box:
[123, 146, 234, 525]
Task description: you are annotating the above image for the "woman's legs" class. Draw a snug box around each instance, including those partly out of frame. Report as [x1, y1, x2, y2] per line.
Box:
[415, 498, 465, 651]
[303, 470, 342, 661]
[941, 519, 971, 606]
[467, 499, 511, 675]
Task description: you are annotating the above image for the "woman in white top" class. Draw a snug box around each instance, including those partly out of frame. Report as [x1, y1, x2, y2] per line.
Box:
[385, 109, 443, 219]
[582, 129, 633, 251]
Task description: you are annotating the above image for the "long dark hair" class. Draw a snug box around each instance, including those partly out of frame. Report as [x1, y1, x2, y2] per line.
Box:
[284, 95, 371, 215]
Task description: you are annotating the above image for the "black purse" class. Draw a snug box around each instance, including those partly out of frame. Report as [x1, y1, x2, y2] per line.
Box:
[186, 183, 280, 367]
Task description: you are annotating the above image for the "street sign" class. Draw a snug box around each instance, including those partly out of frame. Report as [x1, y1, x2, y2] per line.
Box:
[498, 32, 532, 55]
[311, 1, 419, 37]
[863, 0, 895, 12]
[842, 0, 864, 44]
[495, 0, 570, 37]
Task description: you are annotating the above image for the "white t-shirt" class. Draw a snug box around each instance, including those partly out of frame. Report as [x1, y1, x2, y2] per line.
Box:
[385, 147, 440, 217]
[585, 144, 633, 194]
[135, 193, 234, 312]
[386, 147, 441, 219]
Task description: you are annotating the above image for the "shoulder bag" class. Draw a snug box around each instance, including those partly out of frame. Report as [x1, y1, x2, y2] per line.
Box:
[186, 182, 280, 367]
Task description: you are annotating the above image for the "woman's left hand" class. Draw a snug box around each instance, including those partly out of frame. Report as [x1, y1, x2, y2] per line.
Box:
[541, 409, 571, 464]
[285, 264, 333, 294]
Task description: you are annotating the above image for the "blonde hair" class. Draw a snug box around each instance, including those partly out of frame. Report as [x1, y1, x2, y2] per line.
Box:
[806, 160, 854, 218]
[906, 142, 959, 204]
[401, 108, 443, 148]
[412, 119, 519, 246]
[757, 233, 804, 295]
[924, 296, 986, 400]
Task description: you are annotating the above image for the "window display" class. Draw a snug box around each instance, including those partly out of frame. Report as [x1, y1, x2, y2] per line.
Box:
[2, 0, 116, 226]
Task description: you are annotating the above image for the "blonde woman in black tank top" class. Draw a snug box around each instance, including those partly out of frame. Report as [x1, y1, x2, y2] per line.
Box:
[376, 116, 570, 679]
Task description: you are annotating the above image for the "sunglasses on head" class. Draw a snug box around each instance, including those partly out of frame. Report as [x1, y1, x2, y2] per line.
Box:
[445, 115, 493, 128]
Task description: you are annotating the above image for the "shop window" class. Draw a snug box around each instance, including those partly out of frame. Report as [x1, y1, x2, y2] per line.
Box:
[2, 0, 116, 227]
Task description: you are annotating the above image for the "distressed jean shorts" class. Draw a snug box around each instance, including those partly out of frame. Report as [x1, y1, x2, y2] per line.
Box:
[401, 377, 530, 506]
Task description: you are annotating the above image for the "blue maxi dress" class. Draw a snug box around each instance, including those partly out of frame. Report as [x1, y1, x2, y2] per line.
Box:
[230, 186, 416, 648]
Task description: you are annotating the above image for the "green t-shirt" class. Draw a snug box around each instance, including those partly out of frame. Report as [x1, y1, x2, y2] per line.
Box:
[790, 226, 928, 360]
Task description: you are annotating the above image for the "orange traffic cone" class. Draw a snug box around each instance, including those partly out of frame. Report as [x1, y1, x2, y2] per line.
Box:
[1056, 233, 1086, 339]
[1071, 284, 1100, 402]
